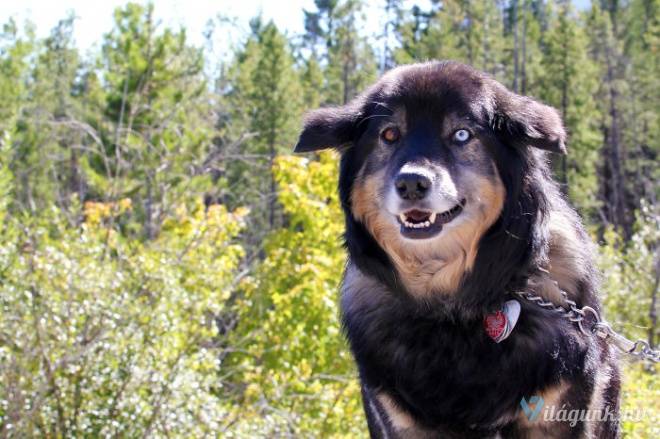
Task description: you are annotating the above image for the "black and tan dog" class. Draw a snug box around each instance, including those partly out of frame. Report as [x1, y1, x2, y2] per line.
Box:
[294, 61, 620, 438]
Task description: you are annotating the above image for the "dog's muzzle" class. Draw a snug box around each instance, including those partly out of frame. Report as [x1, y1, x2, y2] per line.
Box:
[391, 168, 465, 239]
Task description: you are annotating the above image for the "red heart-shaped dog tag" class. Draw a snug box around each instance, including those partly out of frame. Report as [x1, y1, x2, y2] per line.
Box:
[484, 310, 507, 341]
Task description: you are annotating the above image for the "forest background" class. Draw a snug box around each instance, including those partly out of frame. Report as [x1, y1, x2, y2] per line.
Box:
[0, 0, 657, 437]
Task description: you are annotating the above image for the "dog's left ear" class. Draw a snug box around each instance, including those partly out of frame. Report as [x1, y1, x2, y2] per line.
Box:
[493, 86, 567, 154]
[294, 104, 360, 153]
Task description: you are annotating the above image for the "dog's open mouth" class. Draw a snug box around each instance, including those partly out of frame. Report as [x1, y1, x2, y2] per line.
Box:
[396, 199, 466, 239]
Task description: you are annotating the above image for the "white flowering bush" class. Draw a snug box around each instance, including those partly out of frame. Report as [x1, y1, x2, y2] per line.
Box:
[0, 180, 246, 437]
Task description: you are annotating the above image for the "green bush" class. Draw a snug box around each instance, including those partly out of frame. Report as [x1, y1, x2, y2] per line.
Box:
[0, 195, 246, 436]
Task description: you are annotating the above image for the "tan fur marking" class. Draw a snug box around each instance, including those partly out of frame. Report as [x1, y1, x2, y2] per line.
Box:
[527, 211, 592, 308]
[528, 275, 565, 305]
[376, 393, 438, 438]
[517, 380, 570, 438]
[351, 167, 505, 297]
[377, 393, 417, 430]
[546, 211, 589, 297]
[586, 358, 615, 438]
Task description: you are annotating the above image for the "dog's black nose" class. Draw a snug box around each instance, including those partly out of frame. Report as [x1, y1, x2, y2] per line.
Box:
[395, 173, 431, 200]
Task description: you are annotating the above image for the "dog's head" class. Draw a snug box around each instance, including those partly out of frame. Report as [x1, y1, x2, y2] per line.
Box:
[295, 61, 565, 297]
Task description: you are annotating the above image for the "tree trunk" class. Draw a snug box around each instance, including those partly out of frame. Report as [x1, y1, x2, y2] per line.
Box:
[268, 127, 276, 229]
[603, 43, 627, 236]
[559, 4, 569, 194]
[650, 254, 659, 347]
[520, 0, 527, 94]
[512, 0, 519, 92]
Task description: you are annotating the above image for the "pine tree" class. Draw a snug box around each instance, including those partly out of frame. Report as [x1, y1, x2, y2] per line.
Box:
[26, 15, 84, 213]
[622, 0, 659, 208]
[392, 1, 440, 64]
[587, 1, 633, 237]
[92, 2, 213, 239]
[304, 0, 377, 105]
[538, 1, 602, 217]
[221, 20, 303, 243]
[251, 23, 304, 227]
[392, 1, 511, 84]
[0, 19, 35, 210]
[379, 0, 404, 72]
[300, 55, 324, 109]
[0, 19, 33, 132]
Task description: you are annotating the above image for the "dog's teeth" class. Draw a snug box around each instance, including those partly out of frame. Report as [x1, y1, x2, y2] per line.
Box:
[429, 213, 437, 224]
[402, 218, 434, 230]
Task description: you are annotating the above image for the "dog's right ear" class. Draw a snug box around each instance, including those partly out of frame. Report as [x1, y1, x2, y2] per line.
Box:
[294, 105, 360, 153]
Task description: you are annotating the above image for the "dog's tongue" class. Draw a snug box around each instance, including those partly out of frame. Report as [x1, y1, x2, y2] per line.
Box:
[405, 210, 430, 222]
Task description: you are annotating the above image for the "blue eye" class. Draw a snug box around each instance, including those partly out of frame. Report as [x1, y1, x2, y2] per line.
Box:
[453, 129, 471, 143]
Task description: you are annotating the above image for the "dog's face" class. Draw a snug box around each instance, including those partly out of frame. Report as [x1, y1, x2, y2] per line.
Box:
[295, 62, 566, 295]
[348, 105, 504, 242]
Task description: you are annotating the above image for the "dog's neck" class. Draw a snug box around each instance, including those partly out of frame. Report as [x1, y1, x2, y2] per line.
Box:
[345, 206, 593, 322]
[370, 225, 485, 298]
[349, 182, 506, 299]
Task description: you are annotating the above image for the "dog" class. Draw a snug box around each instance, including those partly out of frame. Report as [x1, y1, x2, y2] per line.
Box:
[294, 61, 620, 438]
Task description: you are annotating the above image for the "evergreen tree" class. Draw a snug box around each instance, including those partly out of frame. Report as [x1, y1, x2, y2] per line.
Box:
[392, 0, 441, 64]
[221, 20, 303, 244]
[587, 0, 634, 237]
[393, 1, 511, 84]
[0, 19, 35, 210]
[538, 1, 602, 217]
[623, 0, 659, 207]
[93, 2, 213, 239]
[0, 19, 33, 133]
[24, 15, 83, 213]
[251, 23, 304, 227]
[300, 55, 324, 110]
[304, 0, 377, 104]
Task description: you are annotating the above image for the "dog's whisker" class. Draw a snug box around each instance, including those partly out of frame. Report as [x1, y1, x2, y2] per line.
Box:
[357, 113, 390, 128]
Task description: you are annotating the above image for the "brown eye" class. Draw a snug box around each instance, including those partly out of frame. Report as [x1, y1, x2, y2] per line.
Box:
[381, 127, 400, 144]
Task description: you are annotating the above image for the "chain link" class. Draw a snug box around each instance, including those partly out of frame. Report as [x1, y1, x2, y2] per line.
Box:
[513, 290, 660, 363]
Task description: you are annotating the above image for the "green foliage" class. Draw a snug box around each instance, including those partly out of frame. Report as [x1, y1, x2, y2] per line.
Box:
[303, 0, 377, 105]
[220, 21, 304, 239]
[394, 0, 511, 82]
[324, 1, 377, 104]
[537, 1, 602, 216]
[599, 202, 659, 344]
[0, 132, 14, 218]
[620, 363, 660, 438]
[95, 2, 214, 238]
[0, 198, 246, 436]
[0, 19, 34, 131]
[225, 152, 365, 436]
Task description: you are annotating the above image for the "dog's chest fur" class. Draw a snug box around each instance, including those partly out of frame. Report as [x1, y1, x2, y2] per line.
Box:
[341, 264, 596, 435]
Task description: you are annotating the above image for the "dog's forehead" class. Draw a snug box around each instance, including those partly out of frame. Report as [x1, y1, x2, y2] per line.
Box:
[374, 63, 491, 117]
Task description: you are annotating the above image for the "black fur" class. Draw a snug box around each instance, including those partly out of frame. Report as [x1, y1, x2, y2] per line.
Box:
[295, 61, 619, 438]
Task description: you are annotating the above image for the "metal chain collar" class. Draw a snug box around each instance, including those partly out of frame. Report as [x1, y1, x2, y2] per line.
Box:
[513, 290, 660, 363]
